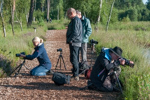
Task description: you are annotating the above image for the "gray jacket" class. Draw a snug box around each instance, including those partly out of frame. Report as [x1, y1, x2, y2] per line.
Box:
[66, 16, 82, 44]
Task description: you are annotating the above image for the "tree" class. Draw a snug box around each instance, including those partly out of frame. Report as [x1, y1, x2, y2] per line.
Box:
[27, 0, 35, 27]
[0, 0, 6, 37]
[47, 0, 50, 21]
[106, 0, 115, 31]
[97, 0, 103, 23]
[10, 0, 15, 35]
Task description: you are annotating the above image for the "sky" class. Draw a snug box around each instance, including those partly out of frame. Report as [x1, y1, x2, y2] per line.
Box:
[143, 0, 148, 4]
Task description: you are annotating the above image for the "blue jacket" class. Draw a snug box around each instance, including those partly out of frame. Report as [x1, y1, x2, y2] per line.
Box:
[81, 16, 92, 43]
[25, 43, 51, 70]
[66, 16, 82, 44]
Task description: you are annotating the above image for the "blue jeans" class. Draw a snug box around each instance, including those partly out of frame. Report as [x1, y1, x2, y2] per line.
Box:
[30, 66, 49, 76]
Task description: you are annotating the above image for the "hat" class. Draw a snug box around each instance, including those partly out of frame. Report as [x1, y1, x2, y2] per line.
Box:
[110, 46, 122, 57]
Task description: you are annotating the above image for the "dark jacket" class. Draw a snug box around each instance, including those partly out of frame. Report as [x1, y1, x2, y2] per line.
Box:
[66, 16, 82, 44]
[25, 43, 51, 70]
[90, 48, 120, 88]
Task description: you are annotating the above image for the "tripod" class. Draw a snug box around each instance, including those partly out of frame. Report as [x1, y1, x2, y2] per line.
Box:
[55, 51, 67, 70]
[9, 59, 30, 77]
[109, 70, 123, 94]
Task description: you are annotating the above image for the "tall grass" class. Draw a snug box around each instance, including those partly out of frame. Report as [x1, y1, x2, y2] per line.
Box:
[90, 22, 150, 99]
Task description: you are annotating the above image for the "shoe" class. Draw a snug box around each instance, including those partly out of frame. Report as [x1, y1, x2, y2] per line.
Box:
[70, 76, 79, 81]
[46, 70, 54, 75]
[75, 76, 79, 81]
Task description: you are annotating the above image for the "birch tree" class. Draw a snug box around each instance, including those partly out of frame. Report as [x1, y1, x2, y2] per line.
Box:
[106, 0, 115, 31]
[11, 0, 15, 35]
[97, 0, 103, 23]
[47, 0, 50, 21]
[0, 0, 6, 37]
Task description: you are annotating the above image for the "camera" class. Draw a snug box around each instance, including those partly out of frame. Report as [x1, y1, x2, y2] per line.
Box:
[16, 52, 25, 57]
[121, 58, 134, 68]
[57, 48, 62, 52]
[90, 39, 98, 44]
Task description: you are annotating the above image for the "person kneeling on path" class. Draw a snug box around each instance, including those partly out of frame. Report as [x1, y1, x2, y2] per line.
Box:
[89, 46, 134, 92]
[19, 37, 52, 76]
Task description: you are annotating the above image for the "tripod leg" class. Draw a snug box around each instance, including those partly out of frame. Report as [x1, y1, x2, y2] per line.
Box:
[61, 56, 67, 70]
[24, 65, 30, 70]
[60, 56, 61, 69]
[114, 73, 123, 94]
[9, 64, 22, 77]
[55, 56, 60, 69]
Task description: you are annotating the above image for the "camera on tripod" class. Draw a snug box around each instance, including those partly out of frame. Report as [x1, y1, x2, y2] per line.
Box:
[90, 39, 98, 44]
[16, 52, 25, 57]
[57, 48, 62, 52]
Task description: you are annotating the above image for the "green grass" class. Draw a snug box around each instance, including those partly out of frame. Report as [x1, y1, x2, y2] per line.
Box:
[47, 19, 69, 30]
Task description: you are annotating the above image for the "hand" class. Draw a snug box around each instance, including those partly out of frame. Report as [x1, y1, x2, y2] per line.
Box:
[129, 61, 134, 68]
[119, 58, 125, 65]
[19, 54, 26, 58]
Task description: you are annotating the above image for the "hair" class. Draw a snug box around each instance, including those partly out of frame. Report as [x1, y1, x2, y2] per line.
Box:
[67, 8, 76, 14]
[32, 37, 43, 43]
[76, 10, 81, 15]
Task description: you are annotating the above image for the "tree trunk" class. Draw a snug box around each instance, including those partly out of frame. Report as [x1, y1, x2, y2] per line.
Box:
[57, 6, 59, 20]
[106, 0, 115, 31]
[0, 0, 6, 37]
[16, 13, 22, 31]
[11, 0, 15, 35]
[34, 0, 36, 11]
[97, 0, 102, 23]
[27, 0, 34, 27]
[47, 0, 50, 22]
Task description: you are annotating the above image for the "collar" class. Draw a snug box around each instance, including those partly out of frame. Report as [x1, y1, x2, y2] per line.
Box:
[102, 48, 112, 61]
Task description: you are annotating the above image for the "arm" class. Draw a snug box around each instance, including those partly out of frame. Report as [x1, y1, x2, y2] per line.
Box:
[21, 47, 43, 60]
[68, 17, 82, 42]
[100, 57, 120, 70]
[84, 19, 92, 38]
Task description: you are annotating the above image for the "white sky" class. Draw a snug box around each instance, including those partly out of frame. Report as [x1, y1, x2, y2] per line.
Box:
[143, 0, 148, 4]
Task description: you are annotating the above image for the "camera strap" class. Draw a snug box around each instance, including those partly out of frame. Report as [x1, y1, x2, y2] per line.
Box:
[97, 68, 105, 77]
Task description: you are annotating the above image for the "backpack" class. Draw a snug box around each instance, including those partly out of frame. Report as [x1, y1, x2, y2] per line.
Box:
[79, 61, 90, 74]
[84, 68, 92, 79]
[52, 72, 71, 86]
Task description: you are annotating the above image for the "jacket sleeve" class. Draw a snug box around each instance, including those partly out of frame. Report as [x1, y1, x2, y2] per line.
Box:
[99, 55, 120, 70]
[25, 47, 43, 60]
[84, 19, 92, 38]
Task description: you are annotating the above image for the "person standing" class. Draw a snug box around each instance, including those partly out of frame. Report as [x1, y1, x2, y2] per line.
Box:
[76, 10, 92, 62]
[66, 8, 82, 81]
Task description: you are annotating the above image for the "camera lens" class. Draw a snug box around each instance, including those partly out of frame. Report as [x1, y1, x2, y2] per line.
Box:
[16, 54, 20, 57]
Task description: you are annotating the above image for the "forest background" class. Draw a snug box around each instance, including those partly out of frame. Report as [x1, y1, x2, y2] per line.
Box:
[0, 0, 150, 99]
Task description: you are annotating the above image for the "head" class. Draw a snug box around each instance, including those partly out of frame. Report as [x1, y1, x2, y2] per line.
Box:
[109, 46, 122, 60]
[32, 37, 43, 47]
[67, 8, 76, 19]
[76, 10, 82, 19]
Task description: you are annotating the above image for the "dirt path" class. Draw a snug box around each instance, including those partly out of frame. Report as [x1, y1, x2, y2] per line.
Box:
[0, 30, 119, 100]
